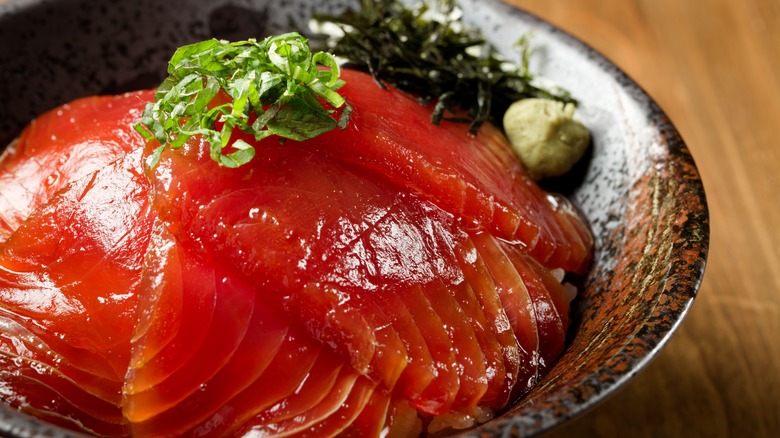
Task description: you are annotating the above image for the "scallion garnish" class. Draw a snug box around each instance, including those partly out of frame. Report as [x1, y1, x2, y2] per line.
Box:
[134, 32, 351, 168]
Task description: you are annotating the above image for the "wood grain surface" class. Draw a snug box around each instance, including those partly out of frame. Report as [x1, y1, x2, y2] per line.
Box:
[506, 1, 780, 437]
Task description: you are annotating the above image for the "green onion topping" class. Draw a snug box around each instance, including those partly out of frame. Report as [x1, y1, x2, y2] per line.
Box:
[134, 32, 351, 168]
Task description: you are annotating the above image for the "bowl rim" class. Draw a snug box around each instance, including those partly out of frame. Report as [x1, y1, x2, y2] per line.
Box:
[462, 1, 709, 436]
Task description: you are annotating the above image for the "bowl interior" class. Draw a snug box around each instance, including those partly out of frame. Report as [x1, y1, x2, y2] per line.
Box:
[0, 0, 708, 436]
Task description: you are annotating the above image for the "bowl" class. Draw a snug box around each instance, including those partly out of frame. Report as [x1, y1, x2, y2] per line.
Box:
[0, 0, 709, 436]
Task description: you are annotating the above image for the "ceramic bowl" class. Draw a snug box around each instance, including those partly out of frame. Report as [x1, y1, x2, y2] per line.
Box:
[0, 0, 708, 436]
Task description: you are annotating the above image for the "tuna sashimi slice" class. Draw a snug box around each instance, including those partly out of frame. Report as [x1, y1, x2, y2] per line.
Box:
[123, 223, 257, 422]
[301, 69, 592, 273]
[0, 91, 152, 240]
[456, 237, 521, 408]
[0, 148, 154, 435]
[282, 375, 376, 438]
[183, 328, 324, 437]
[144, 136, 485, 416]
[339, 388, 393, 437]
[134, 71, 581, 430]
[501, 243, 570, 372]
[0, 67, 591, 437]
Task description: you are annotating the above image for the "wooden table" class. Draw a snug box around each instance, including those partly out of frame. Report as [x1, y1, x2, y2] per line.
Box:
[507, 1, 780, 437]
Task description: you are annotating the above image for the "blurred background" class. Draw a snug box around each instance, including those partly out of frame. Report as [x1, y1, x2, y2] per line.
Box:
[509, 1, 780, 437]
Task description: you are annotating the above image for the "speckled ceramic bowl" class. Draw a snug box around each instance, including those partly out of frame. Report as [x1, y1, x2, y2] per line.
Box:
[0, 0, 708, 436]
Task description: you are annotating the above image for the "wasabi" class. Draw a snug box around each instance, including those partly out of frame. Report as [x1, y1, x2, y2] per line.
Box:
[503, 98, 590, 180]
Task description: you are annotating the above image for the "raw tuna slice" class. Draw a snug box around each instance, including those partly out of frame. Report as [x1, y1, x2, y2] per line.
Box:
[301, 70, 593, 274]
[129, 60, 585, 431]
[0, 91, 152, 240]
[0, 68, 592, 437]
[0, 148, 154, 436]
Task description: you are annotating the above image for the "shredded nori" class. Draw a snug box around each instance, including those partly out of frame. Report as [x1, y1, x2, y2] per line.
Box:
[312, 0, 576, 134]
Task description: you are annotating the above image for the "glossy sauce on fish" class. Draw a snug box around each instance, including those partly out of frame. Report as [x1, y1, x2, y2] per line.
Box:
[0, 69, 592, 437]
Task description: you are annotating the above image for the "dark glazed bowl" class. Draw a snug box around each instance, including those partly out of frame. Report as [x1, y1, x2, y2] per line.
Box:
[0, 0, 708, 436]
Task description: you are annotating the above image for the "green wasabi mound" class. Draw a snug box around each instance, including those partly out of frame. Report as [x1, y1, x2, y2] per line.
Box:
[503, 98, 591, 180]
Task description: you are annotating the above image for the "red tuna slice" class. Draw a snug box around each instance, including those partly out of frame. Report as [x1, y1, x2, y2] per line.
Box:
[228, 353, 346, 431]
[140, 111, 573, 434]
[301, 69, 592, 273]
[145, 136, 491, 414]
[472, 232, 570, 390]
[394, 285, 460, 415]
[469, 231, 543, 397]
[183, 327, 329, 437]
[0, 91, 152, 241]
[433, 262, 513, 409]
[123, 221, 259, 424]
[234, 369, 370, 437]
[339, 388, 393, 437]
[455, 237, 521, 408]
[125, 223, 289, 435]
[0, 148, 153, 435]
[500, 242, 570, 373]
[369, 288, 437, 408]
[280, 375, 377, 438]
[212, 345, 384, 437]
[291, 282, 409, 389]
[0, 325, 130, 436]
[418, 278, 505, 410]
